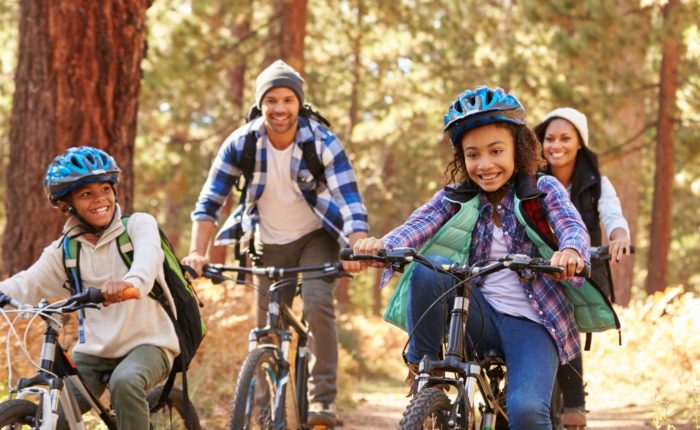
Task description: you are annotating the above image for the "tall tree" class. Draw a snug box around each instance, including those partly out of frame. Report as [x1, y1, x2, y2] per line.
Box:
[280, 0, 307, 73]
[646, 0, 682, 294]
[3, 0, 150, 273]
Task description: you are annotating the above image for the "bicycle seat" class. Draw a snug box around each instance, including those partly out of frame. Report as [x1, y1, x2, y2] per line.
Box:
[483, 349, 505, 366]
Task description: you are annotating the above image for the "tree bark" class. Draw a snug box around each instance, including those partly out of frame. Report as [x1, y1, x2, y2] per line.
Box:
[646, 0, 681, 294]
[280, 0, 307, 75]
[3, 0, 150, 273]
[210, 7, 252, 265]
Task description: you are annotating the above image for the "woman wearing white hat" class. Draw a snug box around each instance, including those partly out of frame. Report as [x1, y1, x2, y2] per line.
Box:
[534, 107, 631, 430]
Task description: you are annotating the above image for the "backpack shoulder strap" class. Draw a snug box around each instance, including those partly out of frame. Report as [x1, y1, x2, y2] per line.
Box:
[117, 216, 135, 267]
[62, 235, 83, 294]
[238, 128, 258, 189]
[302, 138, 325, 183]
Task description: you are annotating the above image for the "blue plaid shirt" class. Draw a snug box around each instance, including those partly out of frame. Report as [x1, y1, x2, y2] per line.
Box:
[382, 175, 589, 363]
[192, 116, 369, 247]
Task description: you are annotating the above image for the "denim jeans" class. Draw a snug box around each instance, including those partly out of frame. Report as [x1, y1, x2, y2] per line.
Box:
[406, 256, 559, 430]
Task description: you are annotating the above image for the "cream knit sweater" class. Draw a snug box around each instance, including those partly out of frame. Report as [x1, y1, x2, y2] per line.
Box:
[0, 208, 179, 362]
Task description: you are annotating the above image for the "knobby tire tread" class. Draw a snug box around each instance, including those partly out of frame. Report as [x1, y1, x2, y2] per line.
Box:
[229, 347, 280, 430]
[399, 388, 453, 430]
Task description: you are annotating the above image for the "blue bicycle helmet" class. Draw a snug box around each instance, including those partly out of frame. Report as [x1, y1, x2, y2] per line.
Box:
[443, 86, 526, 146]
[44, 146, 121, 206]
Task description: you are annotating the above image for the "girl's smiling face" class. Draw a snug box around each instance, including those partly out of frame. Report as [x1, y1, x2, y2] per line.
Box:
[461, 123, 516, 192]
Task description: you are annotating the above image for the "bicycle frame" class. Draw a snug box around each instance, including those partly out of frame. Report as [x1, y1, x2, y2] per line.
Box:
[9, 301, 118, 430]
[415, 274, 508, 428]
[249, 277, 312, 430]
[204, 262, 346, 430]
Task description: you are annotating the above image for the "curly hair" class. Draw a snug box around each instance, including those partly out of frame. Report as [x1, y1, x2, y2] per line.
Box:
[444, 122, 546, 184]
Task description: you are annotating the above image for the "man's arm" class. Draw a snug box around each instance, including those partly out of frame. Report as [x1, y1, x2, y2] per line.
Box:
[182, 220, 217, 276]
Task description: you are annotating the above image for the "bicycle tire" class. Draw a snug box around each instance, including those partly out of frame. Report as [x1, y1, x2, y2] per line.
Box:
[399, 388, 455, 430]
[0, 399, 39, 428]
[147, 385, 202, 430]
[229, 347, 283, 430]
[550, 381, 564, 430]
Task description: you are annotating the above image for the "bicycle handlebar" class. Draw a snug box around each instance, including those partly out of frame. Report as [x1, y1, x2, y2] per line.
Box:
[202, 262, 349, 284]
[590, 245, 635, 260]
[340, 247, 591, 278]
[0, 287, 141, 313]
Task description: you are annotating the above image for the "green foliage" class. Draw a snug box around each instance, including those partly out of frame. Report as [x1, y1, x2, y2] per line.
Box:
[1, 0, 698, 292]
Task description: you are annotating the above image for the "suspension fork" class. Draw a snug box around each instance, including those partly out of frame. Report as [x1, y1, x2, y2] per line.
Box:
[445, 282, 470, 361]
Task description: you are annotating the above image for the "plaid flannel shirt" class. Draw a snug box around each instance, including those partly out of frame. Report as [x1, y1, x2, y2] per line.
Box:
[192, 116, 368, 247]
[382, 175, 589, 363]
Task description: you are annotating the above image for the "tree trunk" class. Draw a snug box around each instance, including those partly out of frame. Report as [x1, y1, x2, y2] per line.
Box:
[210, 7, 252, 265]
[3, 0, 150, 273]
[280, 0, 307, 74]
[599, 8, 652, 306]
[646, 0, 681, 295]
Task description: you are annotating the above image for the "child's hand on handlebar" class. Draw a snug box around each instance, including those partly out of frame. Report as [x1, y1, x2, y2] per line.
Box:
[102, 280, 138, 306]
[549, 248, 585, 281]
[352, 237, 388, 269]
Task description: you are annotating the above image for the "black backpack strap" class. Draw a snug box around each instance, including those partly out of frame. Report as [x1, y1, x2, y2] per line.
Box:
[302, 138, 325, 184]
[155, 303, 198, 424]
[238, 130, 258, 189]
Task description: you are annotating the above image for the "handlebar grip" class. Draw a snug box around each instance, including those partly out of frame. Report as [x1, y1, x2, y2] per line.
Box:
[339, 248, 381, 261]
[121, 287, 141, 300]
[339, 248, 354, 261]
[578, 263, 591, 278]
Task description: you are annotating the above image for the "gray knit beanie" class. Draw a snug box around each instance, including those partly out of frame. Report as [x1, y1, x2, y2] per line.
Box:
[255, 60, 305, 109]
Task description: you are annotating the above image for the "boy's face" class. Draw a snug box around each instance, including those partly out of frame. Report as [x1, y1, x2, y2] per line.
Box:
[461, 123, 515, 192]
[68, 182, 116, 228]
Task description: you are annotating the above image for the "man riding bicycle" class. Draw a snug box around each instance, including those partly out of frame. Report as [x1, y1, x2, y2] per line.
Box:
[183, 59, 368, 427]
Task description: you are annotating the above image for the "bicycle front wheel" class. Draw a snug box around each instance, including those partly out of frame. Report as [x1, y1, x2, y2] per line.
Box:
[148, 385, 202, 430]
[0, 399, 39, 428]
[229, 347, 283, 430]
[399, 388, 454, 430]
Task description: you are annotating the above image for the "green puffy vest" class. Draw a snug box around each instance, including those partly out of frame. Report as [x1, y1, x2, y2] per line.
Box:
[383, 184, 620, 337]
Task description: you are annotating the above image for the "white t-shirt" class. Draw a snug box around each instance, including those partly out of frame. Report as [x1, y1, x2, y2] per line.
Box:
[481, 227, 541, 323]
[256, 137, 323, 244]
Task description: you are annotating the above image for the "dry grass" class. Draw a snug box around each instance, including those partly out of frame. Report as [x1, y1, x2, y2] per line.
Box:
[0, 282, 698, 428]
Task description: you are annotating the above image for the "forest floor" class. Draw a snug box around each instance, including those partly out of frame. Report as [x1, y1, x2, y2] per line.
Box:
[339, 383, 694, 429]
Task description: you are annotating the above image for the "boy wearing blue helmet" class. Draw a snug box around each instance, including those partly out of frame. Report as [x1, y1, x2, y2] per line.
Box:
[0, 146, 179, 429]
[353, 87, 590, 429]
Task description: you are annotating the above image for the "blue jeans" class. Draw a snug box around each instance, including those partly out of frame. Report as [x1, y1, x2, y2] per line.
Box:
[406, 256, 559, 430]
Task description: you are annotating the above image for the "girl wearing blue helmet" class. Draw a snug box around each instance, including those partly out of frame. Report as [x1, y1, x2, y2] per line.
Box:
[353, 87, 590, 429]
[1, 146, 180, 429]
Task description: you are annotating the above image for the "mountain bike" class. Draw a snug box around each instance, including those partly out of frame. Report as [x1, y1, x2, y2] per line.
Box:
[0, 286, 201, 429]
[202, 262, 349, 430]
[550, 244, 635, 430]
[341, 247, 590, 430]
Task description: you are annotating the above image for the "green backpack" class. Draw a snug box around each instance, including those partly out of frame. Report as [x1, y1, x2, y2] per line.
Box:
[62, 215, 206, 415]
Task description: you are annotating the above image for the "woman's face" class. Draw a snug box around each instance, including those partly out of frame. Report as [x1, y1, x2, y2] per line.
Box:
[542, 118, 581, 169]
[461, 123, 515, 192]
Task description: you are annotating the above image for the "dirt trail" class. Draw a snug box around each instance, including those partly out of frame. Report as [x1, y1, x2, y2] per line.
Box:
[338, 387, 693, 430]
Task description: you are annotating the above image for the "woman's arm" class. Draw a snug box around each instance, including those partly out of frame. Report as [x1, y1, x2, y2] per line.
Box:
[599, 176, 631, 263]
